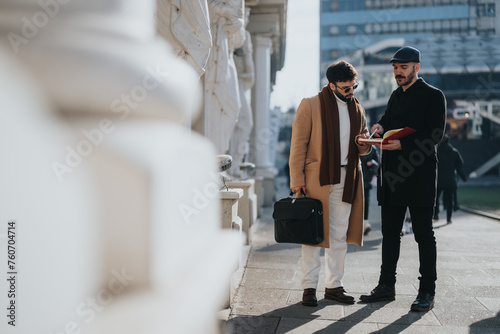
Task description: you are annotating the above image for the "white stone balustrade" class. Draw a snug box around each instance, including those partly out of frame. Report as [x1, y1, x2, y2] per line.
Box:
[0, 1, 241, 333]
[218, 188, 244, 309]
[219, 188, 244, 234]
[226, 179, 257, 244]
[253, 176, 264, 217]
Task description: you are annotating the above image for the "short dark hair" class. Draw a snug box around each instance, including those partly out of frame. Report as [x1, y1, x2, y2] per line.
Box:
[326, 61, 358, 84]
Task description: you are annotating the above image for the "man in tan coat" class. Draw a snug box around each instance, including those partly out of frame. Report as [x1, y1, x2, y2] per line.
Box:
[289, 61, 371, 306]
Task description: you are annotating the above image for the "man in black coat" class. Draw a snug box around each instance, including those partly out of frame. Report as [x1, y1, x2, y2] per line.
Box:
[359, 46, 446, 312]
[434, 135, 467, 223]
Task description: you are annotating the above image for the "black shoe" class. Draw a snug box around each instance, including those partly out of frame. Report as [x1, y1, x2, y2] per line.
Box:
[302, 288, 318, 307]
[410, 292, 434, 312]
[325, 287, 355, 304]
[359, 284, 395, 302]
[432, 214, 439, 221]
[447, 220, 452, 224]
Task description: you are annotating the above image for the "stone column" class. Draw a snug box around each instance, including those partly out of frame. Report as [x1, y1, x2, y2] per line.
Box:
[252, 34, 276, 205]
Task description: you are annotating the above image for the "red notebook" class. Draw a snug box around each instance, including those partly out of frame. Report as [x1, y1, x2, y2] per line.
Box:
[359, 127, 416, 145]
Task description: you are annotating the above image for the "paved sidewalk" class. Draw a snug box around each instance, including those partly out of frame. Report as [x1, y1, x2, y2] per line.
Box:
[224, 186, 500, 333]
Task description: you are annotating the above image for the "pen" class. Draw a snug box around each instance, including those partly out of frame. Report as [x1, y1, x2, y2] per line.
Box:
[368, 130, 376, 139]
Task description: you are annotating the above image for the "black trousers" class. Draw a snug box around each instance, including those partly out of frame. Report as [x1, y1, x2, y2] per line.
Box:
[363, 187, 371, 220]
[435, 187, 455, 222]
[379, 205, 437, 294]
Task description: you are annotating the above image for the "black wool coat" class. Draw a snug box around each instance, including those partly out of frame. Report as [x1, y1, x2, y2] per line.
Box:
[377, 78, 446, 207]
[361, 148, 379, 190]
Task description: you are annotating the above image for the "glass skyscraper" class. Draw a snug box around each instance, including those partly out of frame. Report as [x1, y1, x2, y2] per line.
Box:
[319, 0, 500, 164]
[320, 0, 500, 87]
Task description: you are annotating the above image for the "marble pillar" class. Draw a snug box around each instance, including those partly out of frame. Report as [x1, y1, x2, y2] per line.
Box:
[251, 34, 276, 205]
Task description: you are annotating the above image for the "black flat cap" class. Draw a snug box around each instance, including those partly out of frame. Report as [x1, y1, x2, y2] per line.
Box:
[390, 46, 420, 63]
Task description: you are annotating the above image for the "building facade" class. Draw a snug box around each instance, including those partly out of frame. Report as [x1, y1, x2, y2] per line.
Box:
[320, 0, 500, 87]
[319, 0, 500, 177]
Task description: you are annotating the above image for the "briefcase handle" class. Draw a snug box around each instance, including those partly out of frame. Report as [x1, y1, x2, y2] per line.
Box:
[289, 188, 307, 198]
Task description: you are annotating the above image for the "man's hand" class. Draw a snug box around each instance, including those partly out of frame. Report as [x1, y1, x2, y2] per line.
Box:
[356, 133, 369, 146]
[370, 124, 384, 137]
[382, 139, 402, 150]
[291, 185, 306, 195]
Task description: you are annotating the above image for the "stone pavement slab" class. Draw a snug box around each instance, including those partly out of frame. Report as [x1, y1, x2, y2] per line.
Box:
[224, 186, 500, 333]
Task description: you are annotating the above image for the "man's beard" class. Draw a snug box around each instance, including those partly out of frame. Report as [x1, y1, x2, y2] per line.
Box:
[396, 69, 416, 87]
[333, 90, 352, 102]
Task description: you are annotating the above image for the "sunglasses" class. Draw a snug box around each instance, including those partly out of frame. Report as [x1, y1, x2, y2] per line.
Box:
[335, 81, 359, 93]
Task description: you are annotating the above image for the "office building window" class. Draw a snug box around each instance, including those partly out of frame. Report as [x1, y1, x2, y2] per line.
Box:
[477, 3, 496, 17]
[330, 1, 339, 11]
[442, 20, 451, 31]
[460, 19, 468, 30]
[488, 3, 496, 16]
[330, 50, 339, 59]
[355, 18, 472, 35]
[399, 21, 408, 32]
[363, 0, 474, 9]
[425, 21, 433, 32]
[330, 25, 340, 35]
[433, 20, 442, 31]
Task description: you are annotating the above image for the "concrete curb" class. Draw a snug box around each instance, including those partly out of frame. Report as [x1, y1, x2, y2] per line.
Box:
[459, 206, 500, 221]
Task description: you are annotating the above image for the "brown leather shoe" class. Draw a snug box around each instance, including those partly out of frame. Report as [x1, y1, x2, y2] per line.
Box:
[324, 287, 355, 304]
[302, 288, 318, 307]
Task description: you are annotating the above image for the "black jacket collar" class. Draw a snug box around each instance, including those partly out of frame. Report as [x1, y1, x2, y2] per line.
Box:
[395, 78, 424, 95]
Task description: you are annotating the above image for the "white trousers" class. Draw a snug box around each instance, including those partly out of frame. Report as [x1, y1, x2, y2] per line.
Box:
[302, 167, 352, 289]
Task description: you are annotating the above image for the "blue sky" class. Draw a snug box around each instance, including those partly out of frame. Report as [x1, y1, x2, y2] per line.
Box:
[270, 0, 320, 111]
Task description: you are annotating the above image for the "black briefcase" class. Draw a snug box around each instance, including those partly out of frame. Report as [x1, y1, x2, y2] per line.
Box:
[272, 191, 324, 245]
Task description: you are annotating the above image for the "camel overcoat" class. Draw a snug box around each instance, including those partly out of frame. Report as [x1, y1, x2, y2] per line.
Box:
[289, 94, 371, 248]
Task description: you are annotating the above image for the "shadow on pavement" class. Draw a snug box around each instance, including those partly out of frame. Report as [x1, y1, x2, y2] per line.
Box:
[469, 311, 500, 333]
[224, 300, 417, 334]
[362, 311, 424, 334]
[258, 243, 302, 252]
[349, 237, 382, 253]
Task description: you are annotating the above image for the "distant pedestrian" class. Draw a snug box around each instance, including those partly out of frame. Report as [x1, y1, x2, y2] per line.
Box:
[360, 147, 379, 235]
[433, 135, 467, 223]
